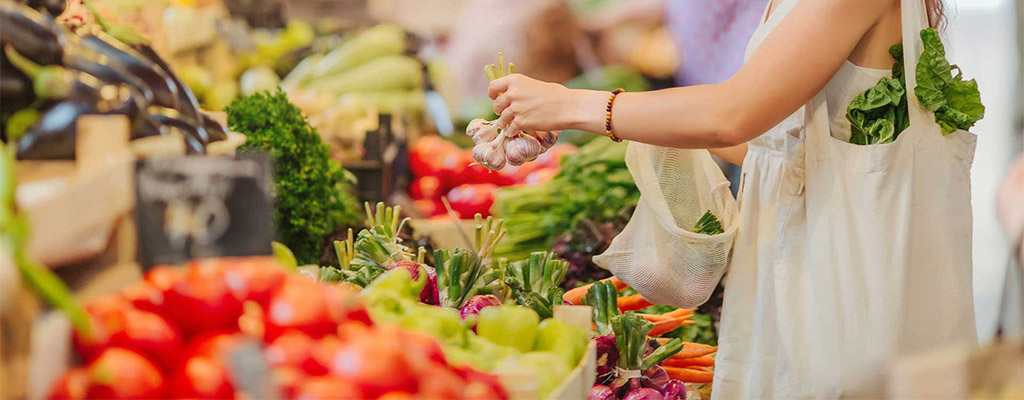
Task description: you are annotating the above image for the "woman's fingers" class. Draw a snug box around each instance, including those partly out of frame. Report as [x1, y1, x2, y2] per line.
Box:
[496, 109, 515, 130]
[487, 76, 510, 100]
[492, 94, 511, 116]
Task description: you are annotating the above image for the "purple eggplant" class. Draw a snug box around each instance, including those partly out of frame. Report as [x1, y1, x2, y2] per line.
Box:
[80, 34, 179, 109]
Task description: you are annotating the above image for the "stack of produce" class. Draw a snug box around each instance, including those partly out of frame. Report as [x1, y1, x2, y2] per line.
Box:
[48, 257, 507, 399]
[494, 138, 637, 285]
[282, 24, 424, 115]
[0, 2, 229, 157]
[301, 206, 593, 399]
[408, 135, 575, 218]
[566, 277, 719, 400]
[225, 90, 362, 266]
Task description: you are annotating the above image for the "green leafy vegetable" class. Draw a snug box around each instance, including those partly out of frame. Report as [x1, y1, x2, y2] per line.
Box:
[226, 89, 361, 264]
[692, 210, 724, 235]
[915, 28, 985, 135]
[847, 29, 984, 145]
[847, 43, 909, 145]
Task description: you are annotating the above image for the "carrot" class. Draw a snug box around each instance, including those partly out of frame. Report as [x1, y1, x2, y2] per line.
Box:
[665, 342, 717, 359]
[649, 318, 695, 337]
[662, 355, 715, 368]
[664, 366, 714, 383]
[663, 308, 697, 318]
[639, 313, 673, 323]
[617, 294, 655, 312]
[563, 276, 629, 305]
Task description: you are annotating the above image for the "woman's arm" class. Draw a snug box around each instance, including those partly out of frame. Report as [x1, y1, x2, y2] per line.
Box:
[488, 0, 896, 148]
[709, 144, 748, 167]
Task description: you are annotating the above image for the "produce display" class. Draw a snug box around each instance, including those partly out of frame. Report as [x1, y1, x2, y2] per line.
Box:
[0, 2, 228, 157]
[225, 90, 362, 265]
[408, 135, 574, 218]
[846, 28, 984, 145]
[495, 139, 638, 285]
[566, 278, 719, 400]
[48, 257, 507, 399]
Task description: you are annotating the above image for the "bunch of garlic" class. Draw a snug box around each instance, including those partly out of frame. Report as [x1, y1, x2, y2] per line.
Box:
[467, 118, 559, 171]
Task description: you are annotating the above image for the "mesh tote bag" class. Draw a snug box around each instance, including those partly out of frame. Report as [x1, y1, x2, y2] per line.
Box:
[593, 142, 738, 308]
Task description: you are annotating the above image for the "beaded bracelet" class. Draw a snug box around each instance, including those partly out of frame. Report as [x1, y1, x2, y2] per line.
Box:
[605, 88, 625, 142]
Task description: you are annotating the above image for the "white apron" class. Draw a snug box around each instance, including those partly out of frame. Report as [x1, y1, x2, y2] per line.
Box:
[713, 0, 979, 398]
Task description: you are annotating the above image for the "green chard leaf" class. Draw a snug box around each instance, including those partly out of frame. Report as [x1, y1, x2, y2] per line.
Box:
[914, 28, 985, 135]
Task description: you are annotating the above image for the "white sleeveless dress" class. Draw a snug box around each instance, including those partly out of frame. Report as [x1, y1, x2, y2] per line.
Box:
[712, 0, 977, 398]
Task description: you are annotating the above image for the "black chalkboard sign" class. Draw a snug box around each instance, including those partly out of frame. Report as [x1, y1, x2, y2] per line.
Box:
[134, 156, 274, 268]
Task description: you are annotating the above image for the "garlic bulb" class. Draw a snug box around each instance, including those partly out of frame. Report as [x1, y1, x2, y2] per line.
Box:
[504, 133, 544, 166]
[466, 119, 499, 144]
[531, 130, 559, 149]
[472, 135, 507, 170]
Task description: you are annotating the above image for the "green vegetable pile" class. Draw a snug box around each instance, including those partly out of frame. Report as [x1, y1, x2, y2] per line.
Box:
[495, 139, 638, 261]
[226, 89, 361, 264]
[846, 28, 984, 145]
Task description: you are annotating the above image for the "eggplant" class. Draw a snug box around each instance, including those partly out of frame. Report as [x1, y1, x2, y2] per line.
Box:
[200, 112, 228, 142]
[61, 46, 155, 105]
[16, 100, 93, 159]
[0, 1, 63, 65]
[80, 34, 179, 109]
[150, 114, 206, 154]
[133, 44, 203, 124]
[0, 65, 35, 112]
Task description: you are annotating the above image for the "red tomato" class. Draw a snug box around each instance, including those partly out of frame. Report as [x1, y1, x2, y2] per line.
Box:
[184, 331, 245, 360]
[162, 265, 244, 336]
[72, 297, 127, 361]
[415, 362, 466, 399]
[263, 277, 336, 341]
[120, 282, 164, 314]
[454, 366, 507, 400]
[409, 136, 459, 178]
[85, 348, 164, 399]
[264, 330, 325, 375]
[271, 366, 306, 399]
[396, 329, 447, 371]
[293, 376, 362, 400]
[220, 257, 287, 307]
[409, 176, 442, 200]
[445, 183, 497, 218]
[47, 368, 89, 400]
[323, 284, 373, 327]
[412, 199, 445, 217]
[168, 356, 234, 399]
[377, 392, 415, 400]
[322, 326, 416, 397]
[108, 308, 183, 368]
[438, 150, 469, 192]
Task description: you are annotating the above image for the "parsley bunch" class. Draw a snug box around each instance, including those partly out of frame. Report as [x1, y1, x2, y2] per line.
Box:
[226, 89, 361, 264]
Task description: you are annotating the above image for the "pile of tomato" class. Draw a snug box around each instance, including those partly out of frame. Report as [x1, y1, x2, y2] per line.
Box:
[48, 257, 507, 399]
[408, 136, 575, 218]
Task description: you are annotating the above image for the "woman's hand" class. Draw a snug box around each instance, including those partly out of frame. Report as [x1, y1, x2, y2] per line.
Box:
[488, 74, 609, 134]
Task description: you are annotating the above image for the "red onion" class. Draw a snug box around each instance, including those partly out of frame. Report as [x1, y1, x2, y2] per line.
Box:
[588, 385, 616, 400]
[388, 261, 438, 304]
[460, 294, 502, 320]
[661, 380, 687, 400]
[643, 366, 669, 390]
[593, 335, 618, 384]
[623, 388, 665, 400]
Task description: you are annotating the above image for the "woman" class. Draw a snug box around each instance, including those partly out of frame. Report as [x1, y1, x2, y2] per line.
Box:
[488, 0, 977, 398]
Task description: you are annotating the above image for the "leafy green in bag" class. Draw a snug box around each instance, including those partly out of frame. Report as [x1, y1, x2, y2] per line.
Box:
[845, 28, 984, 145]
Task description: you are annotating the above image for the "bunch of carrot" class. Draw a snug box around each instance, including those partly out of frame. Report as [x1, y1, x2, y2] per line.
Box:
[565, 276, 716, 383]
[564, 277, 697, 336]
